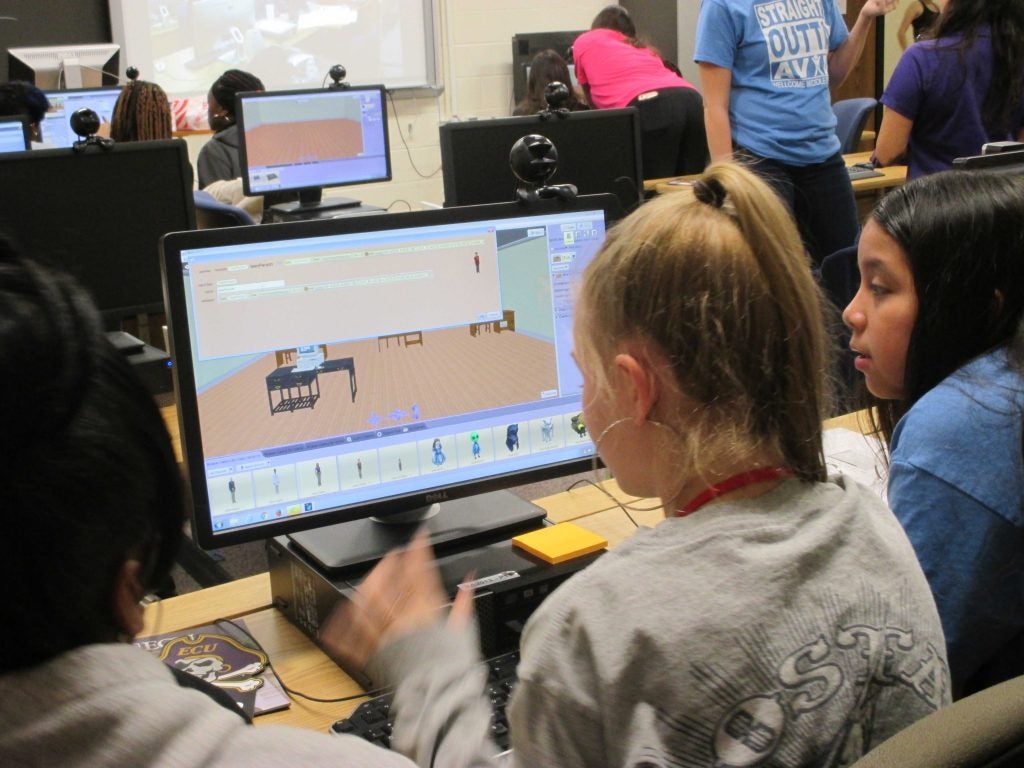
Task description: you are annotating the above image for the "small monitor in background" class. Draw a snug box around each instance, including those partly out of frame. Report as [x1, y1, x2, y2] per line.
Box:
[0, 116, 30, 153]
[511, 30, 584, 105]
[39, 87, 122, 148]
[952, 148, 1024, 174]
[439, 109, 644, 212]
[7, 43, 120, 90]
[236, 85, 392, 217]
[0, 140, 195, 326]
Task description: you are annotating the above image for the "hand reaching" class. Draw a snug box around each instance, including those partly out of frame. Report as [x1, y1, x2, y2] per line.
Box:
[861, 0, 899, 19]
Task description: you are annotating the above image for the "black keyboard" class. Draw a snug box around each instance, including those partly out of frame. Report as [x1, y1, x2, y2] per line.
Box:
[330, 650, 520, 752]
[847, 164, 884, 181]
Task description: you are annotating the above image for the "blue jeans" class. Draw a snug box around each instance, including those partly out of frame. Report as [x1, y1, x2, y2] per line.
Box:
[737, 148, 859, 267]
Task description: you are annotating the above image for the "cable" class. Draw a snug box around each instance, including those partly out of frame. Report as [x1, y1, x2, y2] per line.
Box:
[564, 477, 662, 530]
[213, 617, 393, 705]
[386, 90, 442, 179]
[387, 199, 413, 211]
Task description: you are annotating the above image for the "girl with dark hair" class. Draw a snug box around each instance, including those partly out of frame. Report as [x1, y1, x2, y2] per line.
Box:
[696, 0, 897, 266]
[573, 4, 708, 178]
[897, 0, 942, 49]
[876, 0, 1024, 178]
[110, 77, 172, 142]
[844, 170, 1024, 697]
[513, 49, 588, 116]
[198, 68, 265, 188]
[323, 163, 948, 768]
[0, 243, 415, 767]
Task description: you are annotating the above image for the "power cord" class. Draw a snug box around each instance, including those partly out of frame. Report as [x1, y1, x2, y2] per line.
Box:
[564, 477, 662, 530]
[387, 90, 442, 179]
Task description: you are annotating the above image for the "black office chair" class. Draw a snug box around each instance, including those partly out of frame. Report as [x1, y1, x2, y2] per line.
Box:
[849, 674, 1024, 767]
[193, 189, 256, 228]
[820, 244, 860, 412]
[832, 97, 878, 154]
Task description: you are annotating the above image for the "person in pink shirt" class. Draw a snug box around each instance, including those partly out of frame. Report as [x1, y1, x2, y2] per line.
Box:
[573, 5, 708, 177]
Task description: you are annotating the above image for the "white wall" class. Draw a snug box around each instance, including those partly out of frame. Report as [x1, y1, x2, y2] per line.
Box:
[185, 0, 608, 211]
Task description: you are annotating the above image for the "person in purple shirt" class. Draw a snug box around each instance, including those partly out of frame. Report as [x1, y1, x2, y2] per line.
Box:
[875, 0, 1024, 179]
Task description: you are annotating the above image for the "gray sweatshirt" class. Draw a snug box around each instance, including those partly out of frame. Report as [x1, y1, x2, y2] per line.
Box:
[0, 643, 414, 768]
[375, 476, 951, 767]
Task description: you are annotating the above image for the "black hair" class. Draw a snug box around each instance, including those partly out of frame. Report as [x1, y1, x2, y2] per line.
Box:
[926, 0, 1024, 136]
[867, 170, 1024, 441]
[210, 69, 265, 118]
[0, 239, 183, 671]
[591, 5, 637, 38]
[0, 80, 50, 125]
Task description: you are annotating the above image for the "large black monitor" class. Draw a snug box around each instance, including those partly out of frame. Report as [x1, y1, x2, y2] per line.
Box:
[952, 148, 1024, 174]
[0, 140, 195, 323]
[0, 116, 30, 153]
[439, 110, 644, 212]
[511, 30, 584, 105]
[162, 194, 623, 569]
[7, 43, 120, 89]
[237, 85, 392, 215]
[39, 87, 122, 148]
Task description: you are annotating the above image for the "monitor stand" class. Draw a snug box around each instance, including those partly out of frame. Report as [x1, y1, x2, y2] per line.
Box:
[286, 490, 547, 576]
[266, 186, 362, 217]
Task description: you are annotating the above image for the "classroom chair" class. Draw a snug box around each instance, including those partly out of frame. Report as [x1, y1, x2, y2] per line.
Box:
[193, 189, 256, 228]
[832, 97, 877, 154]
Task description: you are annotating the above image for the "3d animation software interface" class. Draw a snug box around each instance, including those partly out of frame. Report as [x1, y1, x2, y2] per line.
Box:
[180, 209, 608, 533]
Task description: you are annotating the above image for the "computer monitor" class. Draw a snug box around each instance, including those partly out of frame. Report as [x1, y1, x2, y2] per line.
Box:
[511, 30, 584, 105]
[0, 140, 195, 324]
[7, 43, 120, 90]
[439, 109, 644, 212]
[952, 148, 1024, 174]
[161, 194, 624, 570]
[237, 85, 392, 216]
[39, 87, 122, 148]
[0, 116, 30, 153]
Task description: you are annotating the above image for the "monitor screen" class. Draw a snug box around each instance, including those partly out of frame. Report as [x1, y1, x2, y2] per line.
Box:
[952, 149, 1024, 174]
[439, 109, 644, 212]
[237, 85, 391, 205]
[0, 140, 195, 321]
[162, 195, 623, 552]
[7, 44, 120, 90]
[39, 87, 122, 148]
[0, 117, 30, 153]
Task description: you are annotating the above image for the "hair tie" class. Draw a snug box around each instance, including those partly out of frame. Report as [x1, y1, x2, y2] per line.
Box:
[693, 177, 727, 208]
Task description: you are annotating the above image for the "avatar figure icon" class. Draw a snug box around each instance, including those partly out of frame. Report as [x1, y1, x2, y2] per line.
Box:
[470, 431, 481, 460]
[228, 477, 237, 503]
[272, 468, 280, 494]
[541, 417, 554, 442]
[431, 438, 446, 466]
[314, 461, 322, 486]
[570, 412, 587, 437]
[505, 424, 519, 453]
[356, 458, 363, 479]
[473, 251, 480, 273]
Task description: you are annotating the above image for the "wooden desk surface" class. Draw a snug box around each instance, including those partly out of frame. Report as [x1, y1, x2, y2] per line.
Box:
[147, 405, 870, 733]
[644, 152, 907, 196]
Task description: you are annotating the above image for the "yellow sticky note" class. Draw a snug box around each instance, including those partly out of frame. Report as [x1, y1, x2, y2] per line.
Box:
[512, 522, 608, 565]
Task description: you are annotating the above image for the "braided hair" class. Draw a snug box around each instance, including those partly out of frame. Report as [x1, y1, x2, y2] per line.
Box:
[210, 69, 265, 121]
[111, 79, 172, 142]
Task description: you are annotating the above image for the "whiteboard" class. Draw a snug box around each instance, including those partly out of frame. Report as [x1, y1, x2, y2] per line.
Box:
[109, 0, 438, 97]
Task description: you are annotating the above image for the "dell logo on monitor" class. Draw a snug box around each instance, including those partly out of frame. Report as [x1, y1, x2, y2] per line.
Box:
[425, 492, 450, 503]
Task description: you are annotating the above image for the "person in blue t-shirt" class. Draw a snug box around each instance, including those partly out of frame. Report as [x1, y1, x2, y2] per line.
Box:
[844, 170, 1024, 698]
[875, 0, 1024, 179]
[695, 0, 897, 266]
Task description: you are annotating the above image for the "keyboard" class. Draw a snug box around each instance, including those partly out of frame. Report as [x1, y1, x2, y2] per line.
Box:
[847, 164, 885, 181]
[330, 650, 520, 753]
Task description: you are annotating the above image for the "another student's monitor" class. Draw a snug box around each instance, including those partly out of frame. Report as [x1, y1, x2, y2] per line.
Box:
[0, 116, 30, 153]
[0, 140, 195, 323]
[237, 85, 391, 215]
[512, 30, 584, 104]
[39, 87, 122, 148]
[7, 44, 120, 90]
[439, 109, 644, 212]
[952, 148, 1024, 175]
[161, 194, 623, 569]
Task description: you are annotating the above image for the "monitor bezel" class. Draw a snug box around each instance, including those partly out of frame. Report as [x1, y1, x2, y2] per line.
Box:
[161, 194, 623, 550]
[952, 149, 1024, 172]
[236, 85, 393, 199]
[0, 116, 31, 152]
[39, 86, 123, 148]
[439, 108, 645, 212]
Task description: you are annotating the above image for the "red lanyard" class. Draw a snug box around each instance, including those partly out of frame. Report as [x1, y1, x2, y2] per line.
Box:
[676, 466, 793, 517]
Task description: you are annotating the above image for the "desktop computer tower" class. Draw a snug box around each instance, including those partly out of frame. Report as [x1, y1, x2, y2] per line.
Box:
[267, 532, 602, 688]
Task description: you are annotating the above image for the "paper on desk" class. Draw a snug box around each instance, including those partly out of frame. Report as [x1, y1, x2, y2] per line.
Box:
[823, 427, 887, 500]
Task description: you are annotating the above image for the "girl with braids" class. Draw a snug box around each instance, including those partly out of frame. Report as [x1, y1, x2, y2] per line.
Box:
[0, 241, 414, 767]
[844, 171, 1024, 697]
[322, 164, 949, 768]
[875, 0, 1024, 178]
[109, 76, 172, 142]
[198, 69, 265, 188]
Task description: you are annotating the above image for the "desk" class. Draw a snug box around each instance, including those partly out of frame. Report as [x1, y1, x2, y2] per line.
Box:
[645, 153, 907, 221]
[145, 409, 870, 732]
[266, 366, 321, 415]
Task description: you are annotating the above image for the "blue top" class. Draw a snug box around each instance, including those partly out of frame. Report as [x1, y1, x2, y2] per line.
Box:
[889, 348, 1024, 696]
[694, 0, 848, 165]
[881, 28, 1024, 179]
